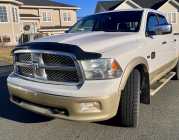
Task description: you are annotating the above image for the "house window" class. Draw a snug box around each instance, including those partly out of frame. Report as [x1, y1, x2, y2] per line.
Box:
[167, 12, 177, 24]
[42, 12, 52, 22]
[63, 12, 71, 22]
[12, 7, 18, 22]
[0, 6, 8, 22]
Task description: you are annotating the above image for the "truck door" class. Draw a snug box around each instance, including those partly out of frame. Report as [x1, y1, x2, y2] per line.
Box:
[145, 12, 177, 83]
[156, 13, 177, 67]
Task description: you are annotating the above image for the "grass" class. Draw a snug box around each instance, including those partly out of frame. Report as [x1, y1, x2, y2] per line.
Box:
[0, 46, 14, 64]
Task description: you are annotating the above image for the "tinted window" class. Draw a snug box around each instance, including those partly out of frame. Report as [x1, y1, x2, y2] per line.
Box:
[146, 13, 158, 35]
[158, 15, 168, 25]
[68, 11, 143, 33]
[71, 19, 95, 32]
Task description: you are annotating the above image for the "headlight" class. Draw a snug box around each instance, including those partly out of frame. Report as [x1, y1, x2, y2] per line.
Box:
[81, 58, 122, 80]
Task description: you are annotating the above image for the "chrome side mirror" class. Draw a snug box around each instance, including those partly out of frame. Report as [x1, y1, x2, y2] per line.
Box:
[147, 24, 172, 36]
[156, 24, 172, 35]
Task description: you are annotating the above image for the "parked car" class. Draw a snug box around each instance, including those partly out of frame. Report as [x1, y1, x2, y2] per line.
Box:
[7, 9, 179, 127]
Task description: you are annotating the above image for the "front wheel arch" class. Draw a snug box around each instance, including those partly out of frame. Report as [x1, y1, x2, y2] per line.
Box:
[119, 58, 150, 104]
[119, 57, 149, 90]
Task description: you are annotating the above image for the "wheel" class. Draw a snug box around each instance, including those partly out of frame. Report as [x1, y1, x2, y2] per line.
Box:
[174, 61, 179, 80]
[118, 69, 141, 127]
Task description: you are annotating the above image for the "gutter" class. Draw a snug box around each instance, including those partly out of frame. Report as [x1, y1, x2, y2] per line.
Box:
[127, 0, 142, 8]
[20, 5, 80, 10]
[0, 0, 23, 5]
[169, 0, 179, 7]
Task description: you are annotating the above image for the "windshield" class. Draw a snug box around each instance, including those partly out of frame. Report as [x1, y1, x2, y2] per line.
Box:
[68, 11, 143, 33]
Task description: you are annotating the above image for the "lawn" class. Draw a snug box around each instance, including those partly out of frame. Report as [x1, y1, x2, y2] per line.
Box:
[0, 47, 14, 64]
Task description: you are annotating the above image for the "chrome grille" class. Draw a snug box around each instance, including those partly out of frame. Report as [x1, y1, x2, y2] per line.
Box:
[14, 50, 83, 85]
[43, 54, 75, 66]
[16, 53, 31, 63]
[46, 70, 79, 83]
[18, 66, 33, 77]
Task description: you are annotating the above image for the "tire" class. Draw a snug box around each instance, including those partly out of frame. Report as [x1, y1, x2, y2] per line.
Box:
[118, 69, 141, 127]
[174, 62, 179, 80]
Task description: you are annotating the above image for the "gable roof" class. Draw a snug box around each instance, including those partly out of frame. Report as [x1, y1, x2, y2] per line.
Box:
[132, 0, 168, 9]
[96, 0, 179, 13]
[95, 0, 124, 13]
[18, 0, 76, 8]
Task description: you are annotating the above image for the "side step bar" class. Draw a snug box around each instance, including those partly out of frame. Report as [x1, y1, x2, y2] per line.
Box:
[150, 72, 176, 96]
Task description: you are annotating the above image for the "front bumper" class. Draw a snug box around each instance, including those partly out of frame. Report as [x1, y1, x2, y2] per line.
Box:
[7, 80, 121, 122]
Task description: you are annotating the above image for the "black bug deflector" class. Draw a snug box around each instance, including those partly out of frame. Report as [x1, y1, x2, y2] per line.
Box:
[13, 42, 102, 60]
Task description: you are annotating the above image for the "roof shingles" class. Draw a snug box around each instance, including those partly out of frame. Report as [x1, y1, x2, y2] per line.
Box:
[132, 0, 168, 9]
[18, 0, 76, 7]
[95, 0, 124, 13]
[96, 0, 179, 12]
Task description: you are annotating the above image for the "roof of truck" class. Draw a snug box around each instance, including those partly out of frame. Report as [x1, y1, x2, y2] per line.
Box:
[95, 8, 163, 15]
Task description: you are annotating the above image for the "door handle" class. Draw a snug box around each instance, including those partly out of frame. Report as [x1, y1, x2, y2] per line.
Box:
[147, 52, 156, 59]
[174, 39, 177, 42]
[161, 41, 167, 45]
[151, 51, 156, 59]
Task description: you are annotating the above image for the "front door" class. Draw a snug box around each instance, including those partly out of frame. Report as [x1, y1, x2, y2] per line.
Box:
[145, 12, 176, 83]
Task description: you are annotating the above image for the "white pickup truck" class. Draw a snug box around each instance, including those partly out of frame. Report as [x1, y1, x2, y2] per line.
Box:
[7, 9, 179, 127]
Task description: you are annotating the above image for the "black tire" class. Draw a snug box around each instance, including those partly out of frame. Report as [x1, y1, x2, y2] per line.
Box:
[118, 69, 141, 127]
[174, 62, 179, 80]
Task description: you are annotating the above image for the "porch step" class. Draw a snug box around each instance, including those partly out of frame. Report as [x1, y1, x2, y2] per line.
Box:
[150, 72, 176, 96]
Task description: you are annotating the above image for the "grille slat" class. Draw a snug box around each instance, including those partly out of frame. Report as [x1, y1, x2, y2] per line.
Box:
[16, 53, 31, 63]
[46, 70, 79, 83]
[43, 54, 75, 66]
[18, 66, 34, 78]
[14, 51, 82, 85]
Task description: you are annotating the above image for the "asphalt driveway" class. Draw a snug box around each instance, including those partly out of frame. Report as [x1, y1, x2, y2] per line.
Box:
[1, 71, 179, 140]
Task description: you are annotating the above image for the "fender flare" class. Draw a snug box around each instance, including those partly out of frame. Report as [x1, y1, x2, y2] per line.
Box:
[119, 57, 149, 90]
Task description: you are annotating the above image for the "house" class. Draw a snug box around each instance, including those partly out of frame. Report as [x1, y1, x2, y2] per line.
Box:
[0, 0, 79, 46]
[95, 0, 179, 33]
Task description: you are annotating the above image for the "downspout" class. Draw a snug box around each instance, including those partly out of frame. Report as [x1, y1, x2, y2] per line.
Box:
[10, 5, 16, 46]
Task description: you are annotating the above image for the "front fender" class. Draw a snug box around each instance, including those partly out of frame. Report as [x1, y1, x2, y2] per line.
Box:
[119, 57, 149, 90]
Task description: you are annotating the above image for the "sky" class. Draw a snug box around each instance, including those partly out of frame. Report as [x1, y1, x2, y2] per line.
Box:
[54, 0, 99, 17]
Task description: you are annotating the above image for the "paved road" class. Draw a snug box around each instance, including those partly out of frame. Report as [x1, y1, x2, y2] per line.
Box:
[1, 73, 179, 140]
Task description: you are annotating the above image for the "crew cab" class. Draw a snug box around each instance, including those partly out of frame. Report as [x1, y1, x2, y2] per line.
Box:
[7, 9, 179, 127]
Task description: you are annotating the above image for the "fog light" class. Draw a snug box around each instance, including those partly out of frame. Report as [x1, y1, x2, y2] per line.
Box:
[80, 102, 101, 113]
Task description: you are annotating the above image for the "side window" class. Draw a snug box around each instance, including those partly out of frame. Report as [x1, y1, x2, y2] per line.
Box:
[158, 15, 168, 25]
[158, 14, 172, 35]
[146, 13, 159, 35]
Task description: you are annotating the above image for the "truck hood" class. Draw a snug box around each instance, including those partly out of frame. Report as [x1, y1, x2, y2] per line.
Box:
[35, 32, 141, 53]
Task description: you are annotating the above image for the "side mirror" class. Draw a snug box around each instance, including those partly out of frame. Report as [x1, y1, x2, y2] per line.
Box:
[146, 24, 172, 36]
[156, 24, 172, 35]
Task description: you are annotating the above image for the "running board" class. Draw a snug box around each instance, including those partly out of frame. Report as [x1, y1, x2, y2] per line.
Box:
[150, 72, 176, 96]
